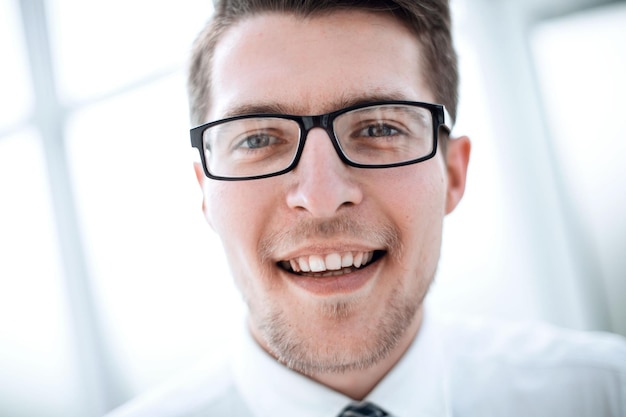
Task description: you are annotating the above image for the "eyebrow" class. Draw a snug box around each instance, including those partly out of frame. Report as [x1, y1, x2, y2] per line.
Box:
[221, 91, 415, 118]
[335, 92, 415, 111]
[223, 103, 290, 118]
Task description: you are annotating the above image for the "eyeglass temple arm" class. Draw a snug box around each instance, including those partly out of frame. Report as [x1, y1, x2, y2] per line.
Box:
[442, 106, 454, 135]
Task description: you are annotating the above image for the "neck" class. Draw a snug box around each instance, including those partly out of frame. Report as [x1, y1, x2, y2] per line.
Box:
[310, 308, 423, 400]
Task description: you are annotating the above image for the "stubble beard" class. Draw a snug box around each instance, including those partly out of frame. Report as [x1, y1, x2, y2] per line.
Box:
[246, 214, 433, 376]
[253, 285, 424, 376]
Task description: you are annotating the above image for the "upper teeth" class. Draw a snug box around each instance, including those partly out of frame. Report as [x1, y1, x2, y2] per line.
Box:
[282, 251, 374, 273]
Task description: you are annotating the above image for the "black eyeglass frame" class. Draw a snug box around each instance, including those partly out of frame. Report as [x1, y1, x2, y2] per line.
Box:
[190, 100, 452, 181]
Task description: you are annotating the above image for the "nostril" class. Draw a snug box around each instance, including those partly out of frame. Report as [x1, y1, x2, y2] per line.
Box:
[286, 181, 362, 217]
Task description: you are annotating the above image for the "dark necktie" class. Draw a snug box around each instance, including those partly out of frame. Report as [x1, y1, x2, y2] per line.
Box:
[337, 401, 390, 417]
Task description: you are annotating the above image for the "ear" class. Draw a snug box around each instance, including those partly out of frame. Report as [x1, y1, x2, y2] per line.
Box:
[444, 135, 471, 214]
[193, 162, 214, 229]
[193, 161, 205, 188]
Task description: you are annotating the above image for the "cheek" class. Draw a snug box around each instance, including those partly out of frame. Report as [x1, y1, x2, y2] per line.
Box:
[205, 181, 282, 266]
[379, 164, 447, 223]
[205, 183, 261, 297]
[206, 182, 259, 236]
[374, 164, 447, 270]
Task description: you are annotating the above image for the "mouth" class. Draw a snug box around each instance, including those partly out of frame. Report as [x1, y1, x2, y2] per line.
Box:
[278, 250, 385, 277]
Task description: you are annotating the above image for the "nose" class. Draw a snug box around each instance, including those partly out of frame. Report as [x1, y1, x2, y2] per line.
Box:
[286, 128, 363, 217]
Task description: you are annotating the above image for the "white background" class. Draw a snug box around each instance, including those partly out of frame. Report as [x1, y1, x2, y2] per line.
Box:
[0, 0, 625, 416]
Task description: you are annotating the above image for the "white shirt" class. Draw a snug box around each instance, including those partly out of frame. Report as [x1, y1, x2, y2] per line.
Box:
[106, 311, 626, 417]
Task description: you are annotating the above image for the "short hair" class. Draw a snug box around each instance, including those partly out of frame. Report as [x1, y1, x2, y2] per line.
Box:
[188, 0, 458, 128]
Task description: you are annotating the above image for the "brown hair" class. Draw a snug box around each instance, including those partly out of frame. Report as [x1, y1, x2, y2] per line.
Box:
[188, 0, 458, 127]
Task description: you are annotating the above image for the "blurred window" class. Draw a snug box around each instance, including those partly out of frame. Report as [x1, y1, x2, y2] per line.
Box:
[531, 2, 626, 335]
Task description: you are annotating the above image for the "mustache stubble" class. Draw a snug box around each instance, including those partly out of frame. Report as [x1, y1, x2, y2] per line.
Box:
[258, 214, 404, 264]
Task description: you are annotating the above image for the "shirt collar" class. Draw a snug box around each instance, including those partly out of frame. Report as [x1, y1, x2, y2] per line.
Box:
[367, 309, 451, 417]
[232, 309, 451, 417]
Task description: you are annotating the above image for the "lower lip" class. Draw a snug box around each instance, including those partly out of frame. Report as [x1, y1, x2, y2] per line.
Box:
[286, 261, 379, 296]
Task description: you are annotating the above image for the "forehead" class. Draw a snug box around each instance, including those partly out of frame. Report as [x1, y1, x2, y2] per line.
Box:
[208, 10, 433, 120]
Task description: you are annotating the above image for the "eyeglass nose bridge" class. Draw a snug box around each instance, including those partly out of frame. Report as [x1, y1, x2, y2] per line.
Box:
[300, 114, 333, 136]
[296, 114, 350, 166]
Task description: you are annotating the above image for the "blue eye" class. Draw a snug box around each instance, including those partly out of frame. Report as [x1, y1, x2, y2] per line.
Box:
[364, 123, 399, 137]
[241, 134, 274, 149]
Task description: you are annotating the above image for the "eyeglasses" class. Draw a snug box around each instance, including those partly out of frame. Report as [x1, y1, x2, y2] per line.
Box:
[190, 101, 452, 181]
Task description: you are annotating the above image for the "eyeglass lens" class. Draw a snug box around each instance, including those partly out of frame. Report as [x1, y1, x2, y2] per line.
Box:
[202, 104, 435, 179]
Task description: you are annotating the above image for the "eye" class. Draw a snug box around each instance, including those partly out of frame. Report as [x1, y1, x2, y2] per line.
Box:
[352, 122, 402, 138]
[359, 123, 401, 138]
[238, 133, 277, 149]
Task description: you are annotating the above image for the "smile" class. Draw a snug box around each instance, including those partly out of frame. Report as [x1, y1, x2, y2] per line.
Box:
[278, 250, 385, 277]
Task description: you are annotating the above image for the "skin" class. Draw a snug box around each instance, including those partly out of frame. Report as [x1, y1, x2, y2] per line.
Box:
[194, 10, 470, 400]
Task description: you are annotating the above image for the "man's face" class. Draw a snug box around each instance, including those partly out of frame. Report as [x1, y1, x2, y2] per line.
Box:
[197, 10, 469, 374]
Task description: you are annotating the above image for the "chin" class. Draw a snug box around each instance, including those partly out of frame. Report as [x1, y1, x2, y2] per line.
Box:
[252, 283, 422, 375]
